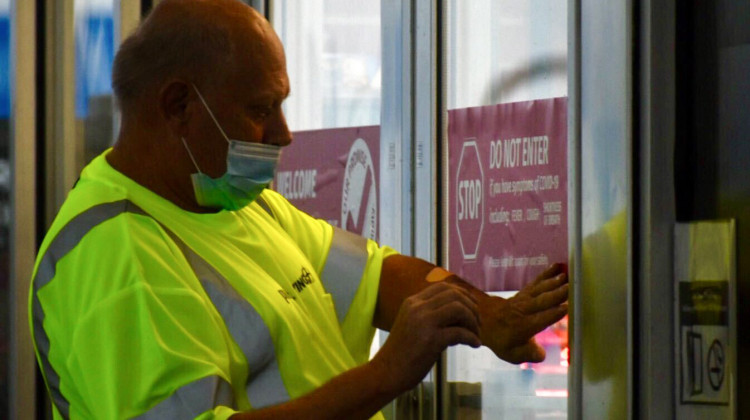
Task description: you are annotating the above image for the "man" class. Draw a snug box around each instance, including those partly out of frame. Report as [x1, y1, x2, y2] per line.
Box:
[30, 0, 568, 418]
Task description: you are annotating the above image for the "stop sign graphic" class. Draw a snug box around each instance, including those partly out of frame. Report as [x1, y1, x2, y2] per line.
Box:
[455, 140, 484, 260]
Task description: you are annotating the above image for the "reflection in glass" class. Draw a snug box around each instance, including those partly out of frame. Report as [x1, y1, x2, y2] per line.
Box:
[0, 0, 10, 415]
[446, 295, 569, 419]
[272, 0, 381, 131]
[445, 1, 568, 418]
[447, 0, 567, 109]
[578, 0, 629, 417]
[75, 0, 115, 164]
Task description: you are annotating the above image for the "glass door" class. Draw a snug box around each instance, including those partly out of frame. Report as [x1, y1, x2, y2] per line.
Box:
[441, 1, 569, 418]
[272, 0, 381, 132]
[270, 2, 416, 417]
[75, 0, 117, 165]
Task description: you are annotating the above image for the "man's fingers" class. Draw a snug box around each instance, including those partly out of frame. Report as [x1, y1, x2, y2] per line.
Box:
[527, 272, 568, 297]
[423, 285, 478, 312]
[527, 303, 568, 336]
[415, 281, 478, 304]
[438, 326, 481, 349]
[529, 263, 564, 287]
[432, 300, 481, 336]
[499, 340, 546, 364]
[413, 281, 454, 300]
[527, 283, 569, 312]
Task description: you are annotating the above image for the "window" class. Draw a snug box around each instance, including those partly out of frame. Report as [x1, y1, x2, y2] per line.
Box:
[75, 0, 116, 164]
[444, 1, 569, 417]
[272, 0, 381, 131]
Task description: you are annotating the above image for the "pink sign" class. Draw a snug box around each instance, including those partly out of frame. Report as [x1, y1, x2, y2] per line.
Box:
[448, 98, 568, 292]
[273, 125, 380, 241]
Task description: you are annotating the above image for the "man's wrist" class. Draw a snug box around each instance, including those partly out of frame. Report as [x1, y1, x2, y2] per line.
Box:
[441, 274, 496, 342]
[365, 355, 406, 398]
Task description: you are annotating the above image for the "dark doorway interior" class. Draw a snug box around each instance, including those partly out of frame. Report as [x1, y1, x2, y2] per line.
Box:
[676, 1, 750, 417]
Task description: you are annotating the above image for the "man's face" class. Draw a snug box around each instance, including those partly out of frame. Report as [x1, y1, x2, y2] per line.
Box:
[187, 25, 292, 178]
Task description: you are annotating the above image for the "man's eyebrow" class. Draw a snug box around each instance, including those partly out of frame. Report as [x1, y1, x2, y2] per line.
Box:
[248, 90, 289, 106]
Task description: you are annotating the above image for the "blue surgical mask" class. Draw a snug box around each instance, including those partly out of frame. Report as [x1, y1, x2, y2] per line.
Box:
[181, 85, 282, 211]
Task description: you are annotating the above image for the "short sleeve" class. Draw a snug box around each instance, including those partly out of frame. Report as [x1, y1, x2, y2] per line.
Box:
[340, 241, 399, 364]
[256, 189, 400, 364]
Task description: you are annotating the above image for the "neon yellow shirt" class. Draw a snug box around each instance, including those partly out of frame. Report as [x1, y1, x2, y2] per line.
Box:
[30, 150, 395, 419]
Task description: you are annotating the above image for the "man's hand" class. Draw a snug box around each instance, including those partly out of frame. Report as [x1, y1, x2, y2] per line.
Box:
[371, 282, 482, 394]
[376, 256, 568, 368]
[476, 263, 569, 364]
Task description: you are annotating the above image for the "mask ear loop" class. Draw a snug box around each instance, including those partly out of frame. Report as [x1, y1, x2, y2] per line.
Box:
[180, 137, 203, 174]
[192, 84, 231, 143]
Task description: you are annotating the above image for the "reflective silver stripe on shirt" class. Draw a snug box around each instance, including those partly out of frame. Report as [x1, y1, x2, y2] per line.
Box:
[33, 198, 289, 413]
[322, 227, 369, 323]
[32, 200, 146, 419]
[134, 375, 234, 419]
[166, 232, 291, 409]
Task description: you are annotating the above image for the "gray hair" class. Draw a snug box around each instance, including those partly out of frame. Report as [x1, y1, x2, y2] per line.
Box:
[112, 1, 238, 112]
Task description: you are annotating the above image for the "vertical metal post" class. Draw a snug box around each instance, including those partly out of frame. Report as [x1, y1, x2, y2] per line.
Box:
[567, 0, 582, 417]
[413, 0, 440, 418]
[380, 0, 414, 415]
[115, 0, 140, 44]
[638, 0, 676, 418]
[626, 1, 636, 417]
[380, 0, 413, 259]
[113, 0, 142, 145]
[412, 0, 438, 262]
[45, 0, 77, 224]
[437, 0, 449, 416]
[9, 0, 37, 418]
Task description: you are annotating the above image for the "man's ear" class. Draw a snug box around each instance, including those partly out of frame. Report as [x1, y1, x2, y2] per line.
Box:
[159, 80, 192, 136]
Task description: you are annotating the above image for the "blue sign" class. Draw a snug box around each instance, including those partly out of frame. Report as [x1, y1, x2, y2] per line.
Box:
[0, 12, 115, 119]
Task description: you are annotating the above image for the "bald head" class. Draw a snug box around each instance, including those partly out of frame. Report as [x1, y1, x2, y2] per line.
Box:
[112, 0, 278, 114]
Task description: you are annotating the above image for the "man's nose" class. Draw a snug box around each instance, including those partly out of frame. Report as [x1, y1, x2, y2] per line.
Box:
[264, 109, 293, 147]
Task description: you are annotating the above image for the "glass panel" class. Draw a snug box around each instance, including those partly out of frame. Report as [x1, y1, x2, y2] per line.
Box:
[272, 0, 381, 131]
[579, 0, 628, 417]
[75, 0, 116, 165]
[444, 1, 568, 418]
[447, 1, 567, 109]
[0, 0, 10, 415]
[271, 0, 385, 369]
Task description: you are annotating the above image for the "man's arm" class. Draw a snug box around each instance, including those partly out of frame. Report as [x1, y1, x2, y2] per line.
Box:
[232, 280, 481, 419]
[375, 255, 569, 364]
[232, 256, 567, 419]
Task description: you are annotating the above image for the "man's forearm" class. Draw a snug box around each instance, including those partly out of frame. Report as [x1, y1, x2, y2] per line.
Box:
[375, 254, 484, 331]
[230, 358, 397, 420]
[374, 254, 438, 330]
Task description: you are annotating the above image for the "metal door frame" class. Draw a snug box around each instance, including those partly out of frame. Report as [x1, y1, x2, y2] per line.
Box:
[9, 1, 38, 418]
[637, 0, 676, 418]
[573, 0, 677, 418]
